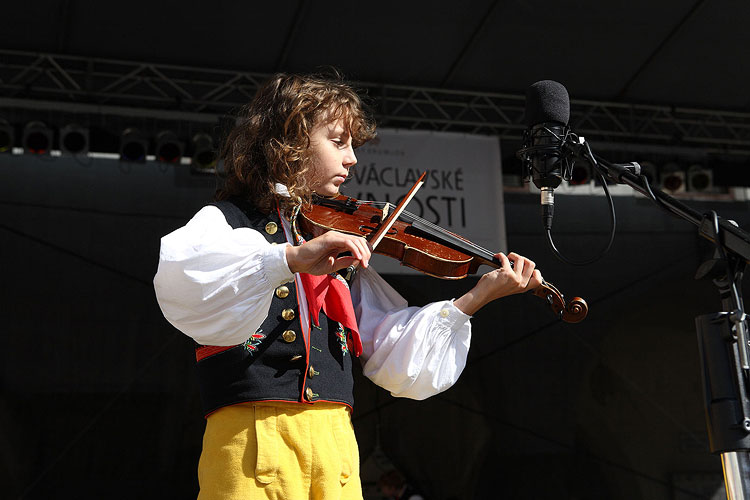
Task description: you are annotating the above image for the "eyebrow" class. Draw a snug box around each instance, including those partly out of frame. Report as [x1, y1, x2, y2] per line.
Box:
[328, 124, 350, 138]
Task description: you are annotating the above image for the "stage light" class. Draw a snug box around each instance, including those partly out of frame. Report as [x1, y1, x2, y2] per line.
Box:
[661, 162, 685, 193]
[120, 128, 147, 163]
[687, 164, 713, 192]
[23, 121, 53, 155]
[155, 130, 183, 164]
[568, 162, 592, 185]
[191, 132, 217, 172]
[0, 119, 13, 153]
[639, 161, 658, 186]
[60, 124, 89, 156]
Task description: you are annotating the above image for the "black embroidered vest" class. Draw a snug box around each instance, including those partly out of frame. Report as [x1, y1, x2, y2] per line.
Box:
[194, 199, 355, 416]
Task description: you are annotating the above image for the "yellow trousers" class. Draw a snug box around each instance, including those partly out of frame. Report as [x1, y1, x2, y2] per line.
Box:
[197, 401, 363, 500]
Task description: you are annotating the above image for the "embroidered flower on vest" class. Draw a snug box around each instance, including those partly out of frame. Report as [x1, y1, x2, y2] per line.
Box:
[243, 329, 266, 354]
[336, 323, 349, 354]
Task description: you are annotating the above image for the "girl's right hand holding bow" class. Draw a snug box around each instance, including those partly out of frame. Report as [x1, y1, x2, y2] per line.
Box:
[285, 231, 372, 276]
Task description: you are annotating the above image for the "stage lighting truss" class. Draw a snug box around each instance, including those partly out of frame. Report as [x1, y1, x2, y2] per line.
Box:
[120, 128, 148, 163]
[0, 119, 13, 153]
[190, 132, 217, 173]
[60, 124, 89, 156]
[23, 121, 53, 155]
[155, 130, 183, 164]
[3, 51, 750, 157]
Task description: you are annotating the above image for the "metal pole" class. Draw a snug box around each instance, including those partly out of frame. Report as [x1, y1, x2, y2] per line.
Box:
[722, 451, 750, 500]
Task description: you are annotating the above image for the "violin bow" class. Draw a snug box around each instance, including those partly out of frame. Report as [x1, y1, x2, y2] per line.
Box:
[345, 171, 426, 277]
[368, 171, 426, 249]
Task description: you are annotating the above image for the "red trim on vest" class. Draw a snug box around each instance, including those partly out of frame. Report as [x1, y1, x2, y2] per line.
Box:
[195, 345, 234, 362]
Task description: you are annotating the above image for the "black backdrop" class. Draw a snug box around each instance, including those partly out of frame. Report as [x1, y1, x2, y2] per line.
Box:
[2, 153, 749, 499]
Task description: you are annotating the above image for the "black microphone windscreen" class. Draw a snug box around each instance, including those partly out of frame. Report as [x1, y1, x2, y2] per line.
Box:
[524, 80, 570, 127]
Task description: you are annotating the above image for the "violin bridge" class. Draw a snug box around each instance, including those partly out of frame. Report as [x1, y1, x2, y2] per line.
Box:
[381, 204, 390, 223]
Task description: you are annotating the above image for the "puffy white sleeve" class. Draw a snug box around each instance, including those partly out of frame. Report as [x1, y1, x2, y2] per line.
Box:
[153, 205, 294, 346]
[350, 266, 472, 400]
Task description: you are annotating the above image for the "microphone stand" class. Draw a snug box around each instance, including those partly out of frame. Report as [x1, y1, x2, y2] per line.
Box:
[568, 139, 750, 500]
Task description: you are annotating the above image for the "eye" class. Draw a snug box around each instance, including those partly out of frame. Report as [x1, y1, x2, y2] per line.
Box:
[331, 137, 349, 149]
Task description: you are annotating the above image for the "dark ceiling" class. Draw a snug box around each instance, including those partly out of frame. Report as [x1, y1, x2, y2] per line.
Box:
[3, 0, 749, 112]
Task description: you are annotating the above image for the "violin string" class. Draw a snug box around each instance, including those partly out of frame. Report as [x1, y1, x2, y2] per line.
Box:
[361, 200, 489, 254]
[357, 200, 495, 260]
[400, 211, 493, 256]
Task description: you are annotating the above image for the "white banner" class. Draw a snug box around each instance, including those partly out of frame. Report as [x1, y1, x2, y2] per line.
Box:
[340, 128, 506, 275]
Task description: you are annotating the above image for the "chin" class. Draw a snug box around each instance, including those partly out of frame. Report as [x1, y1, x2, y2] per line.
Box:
[314, 187, 339, 197]
[324, 185, 341, 196]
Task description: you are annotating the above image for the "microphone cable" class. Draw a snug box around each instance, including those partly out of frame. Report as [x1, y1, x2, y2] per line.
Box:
[544, 137, 617, 266]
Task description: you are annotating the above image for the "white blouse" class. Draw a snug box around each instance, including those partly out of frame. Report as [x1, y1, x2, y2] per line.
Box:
[153, 205, 472, 400]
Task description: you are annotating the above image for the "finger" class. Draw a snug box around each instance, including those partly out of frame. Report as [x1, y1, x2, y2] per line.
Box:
[322, 232, 370, 267]
[496, 252, 512, 271]
[519, 258, 536, 286]
[523, 269, 542, 292]
[353, 236, 371, 267]
[507, 252, 524, 271]
[348, 234, 370, 259]
[332, 255, 360, 271]
[530, 269, 543, 289]
[329, 232, 365, 261]
[512, 255, 525, 278]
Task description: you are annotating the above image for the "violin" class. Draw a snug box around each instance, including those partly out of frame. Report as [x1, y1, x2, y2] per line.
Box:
[297, 194, 588, 323]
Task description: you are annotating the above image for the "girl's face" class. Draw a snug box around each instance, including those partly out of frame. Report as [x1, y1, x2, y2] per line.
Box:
[305, 118, 357, 197]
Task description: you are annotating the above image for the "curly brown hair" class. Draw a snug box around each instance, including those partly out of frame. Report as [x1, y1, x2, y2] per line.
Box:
[215, 72, 376, 215]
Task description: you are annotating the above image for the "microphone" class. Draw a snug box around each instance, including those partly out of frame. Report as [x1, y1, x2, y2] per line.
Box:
[517, 80, 572, 231]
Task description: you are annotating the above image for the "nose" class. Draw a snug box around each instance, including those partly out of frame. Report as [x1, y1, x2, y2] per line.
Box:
[343, 146, 357, 168]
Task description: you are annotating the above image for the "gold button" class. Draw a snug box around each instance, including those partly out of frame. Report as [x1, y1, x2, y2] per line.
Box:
[308, 365, 318, 378]
[440, 309, 450, 318]
[275, 286, 290, 299]
[290, 354, 303, 362]
[282, 330, 297, 342]
[281, 308, 295, 321]
[265, 222, 278, 235]
[305, 387, 315, 400]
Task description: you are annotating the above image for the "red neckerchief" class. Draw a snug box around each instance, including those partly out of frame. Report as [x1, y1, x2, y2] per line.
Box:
[298, 272, 362, 356]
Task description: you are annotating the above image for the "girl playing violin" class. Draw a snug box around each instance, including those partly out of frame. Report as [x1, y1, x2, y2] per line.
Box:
[153, 72, 543, 500]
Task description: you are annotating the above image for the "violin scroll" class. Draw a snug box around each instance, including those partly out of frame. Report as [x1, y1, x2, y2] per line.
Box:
[533, 281, 588, 323]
